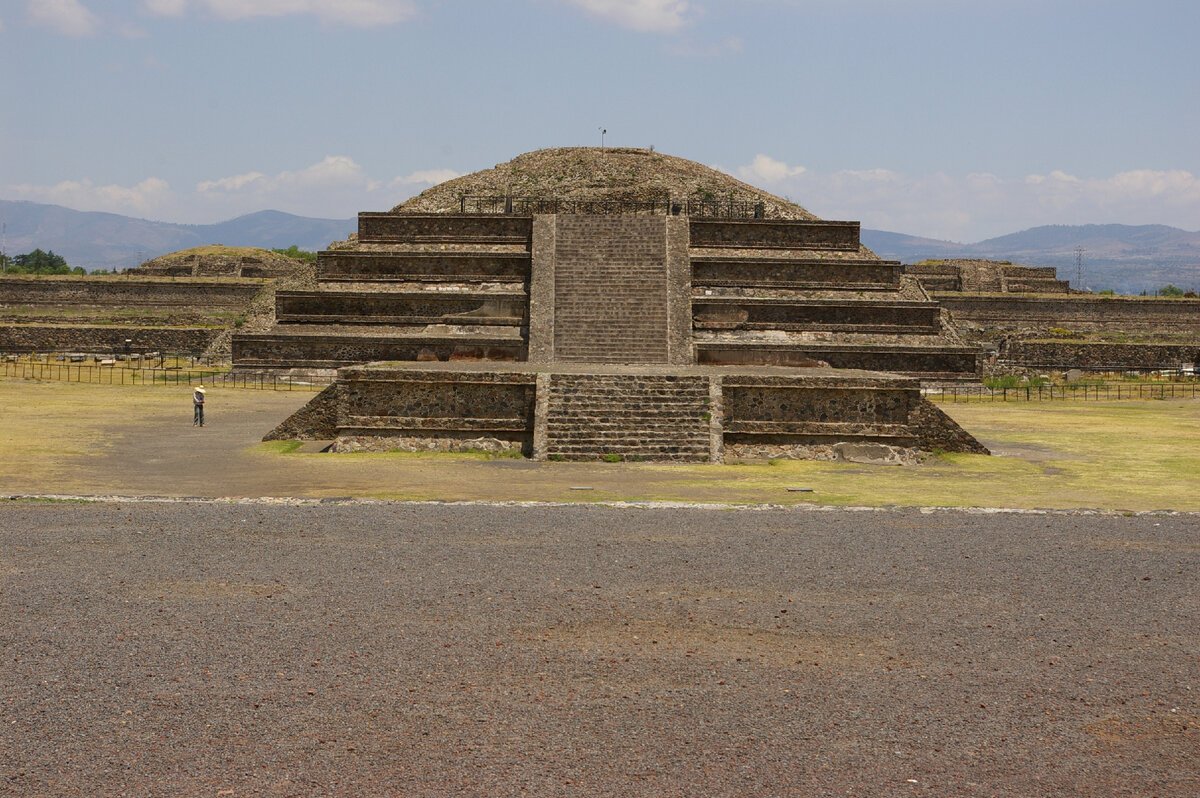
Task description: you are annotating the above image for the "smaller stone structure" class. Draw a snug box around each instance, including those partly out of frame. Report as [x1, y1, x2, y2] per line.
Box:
[906, 260, 1070, 294]
[0, 275, 263, 356]
[129, 247, 302, 278]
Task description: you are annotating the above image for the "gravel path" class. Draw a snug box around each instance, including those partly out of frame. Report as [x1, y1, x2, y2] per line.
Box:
[2, 501, 1197, 796]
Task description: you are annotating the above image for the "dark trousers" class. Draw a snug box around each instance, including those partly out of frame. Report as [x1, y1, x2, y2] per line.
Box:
[194, 403, 204, 426]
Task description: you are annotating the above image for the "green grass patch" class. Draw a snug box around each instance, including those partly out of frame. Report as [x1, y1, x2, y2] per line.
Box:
[257, 440, 304, 454]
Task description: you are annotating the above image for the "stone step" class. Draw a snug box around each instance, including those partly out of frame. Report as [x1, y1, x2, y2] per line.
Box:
[546, 444, 710, 455]
[546, 426, 708, 436]
[544, 401, 709, 410]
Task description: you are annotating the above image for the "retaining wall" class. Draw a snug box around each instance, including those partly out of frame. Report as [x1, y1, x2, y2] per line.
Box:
[0, 325, 221, 355]
[689, 219, 860, 250]
[940, 295, 1200, 333]
[275, 291, 527, 325]
[691, 257, 900, 289]
[233, 333, 526, 369]
[317, 251, 531, 282]
[357, 213, 533, 245]
[0, 278, 260, 308]
[692, 299, 940, 332]
[1000, 340, 1199, 370]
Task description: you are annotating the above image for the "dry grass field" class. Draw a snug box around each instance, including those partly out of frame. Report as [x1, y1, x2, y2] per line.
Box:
[1, 376, 1197, 511]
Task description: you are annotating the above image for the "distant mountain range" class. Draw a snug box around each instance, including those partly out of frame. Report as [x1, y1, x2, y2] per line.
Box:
[0, 200, 355, 272]
[861, 224, 1200, 294]
[2, 200, 1197, 294]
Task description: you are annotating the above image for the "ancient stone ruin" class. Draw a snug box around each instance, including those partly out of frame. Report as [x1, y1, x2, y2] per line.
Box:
[247, 148, 987, 461]
[905, 259, 1071, 294]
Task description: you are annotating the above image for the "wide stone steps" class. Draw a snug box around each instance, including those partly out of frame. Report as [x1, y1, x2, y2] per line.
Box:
[541, 374, 710, 461]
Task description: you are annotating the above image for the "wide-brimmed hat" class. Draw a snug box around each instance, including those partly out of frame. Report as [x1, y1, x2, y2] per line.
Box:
[195, 386, 205, 393]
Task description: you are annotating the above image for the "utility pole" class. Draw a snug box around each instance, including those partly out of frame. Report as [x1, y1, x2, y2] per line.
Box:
[1074, 246, 1085, 291]
[599, 127, 606, 149]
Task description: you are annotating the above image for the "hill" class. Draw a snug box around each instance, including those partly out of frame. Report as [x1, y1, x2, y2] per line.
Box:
[0, 201, 354, 271]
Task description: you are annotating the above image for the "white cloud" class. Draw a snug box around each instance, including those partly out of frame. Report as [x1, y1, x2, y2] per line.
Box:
[26, 0, 101, 37]
[143, 0, 188, 16]
[196, 0, 417, 26]
[3, 177, 173, 217]
[1, 157, 465, 223]
[734, 156, 1200, 241]
[389, 168, 462, 188]
[197, 155, 379, 197]
[667, 36, 743, 57]
[192, 155, 392, 218]
[562, 0, 690, 33]
[736, 154, 806, 184]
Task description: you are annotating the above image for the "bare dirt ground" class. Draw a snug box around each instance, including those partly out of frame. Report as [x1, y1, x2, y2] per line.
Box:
[2, 501, 1197, 796]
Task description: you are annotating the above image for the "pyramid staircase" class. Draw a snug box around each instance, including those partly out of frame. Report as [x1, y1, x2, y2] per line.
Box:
[539, 373, 711, 461]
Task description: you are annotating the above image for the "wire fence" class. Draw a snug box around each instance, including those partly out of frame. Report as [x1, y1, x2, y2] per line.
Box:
[1, 358, 333, 392]
[6, 357, 1199, 402]
[926, 381, 1200, 403]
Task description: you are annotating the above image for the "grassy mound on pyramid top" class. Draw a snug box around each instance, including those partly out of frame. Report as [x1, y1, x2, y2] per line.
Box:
[393, 147, 819, 220]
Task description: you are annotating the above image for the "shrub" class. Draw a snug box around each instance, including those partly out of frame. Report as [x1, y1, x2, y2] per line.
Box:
[271, 245, 318, 264]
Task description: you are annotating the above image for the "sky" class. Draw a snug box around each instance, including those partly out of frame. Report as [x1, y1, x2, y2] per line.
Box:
[0, 0, 1197, 242]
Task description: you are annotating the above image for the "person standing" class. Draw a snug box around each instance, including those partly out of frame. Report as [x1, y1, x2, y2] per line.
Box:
[193, 385, 206, 427]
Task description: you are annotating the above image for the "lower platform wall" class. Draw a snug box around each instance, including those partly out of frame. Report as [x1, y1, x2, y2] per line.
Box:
[265, 368, 988, 461]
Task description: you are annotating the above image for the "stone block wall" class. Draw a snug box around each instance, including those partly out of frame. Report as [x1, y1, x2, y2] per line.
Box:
[269, 365, 987, 461]
[721, 375, 920, 453]
[697, 344, 983, 378]
[938, 295, 1200, 334]
[333, 367, 537, 454]
[233, 333, 526, 369]
[0, 278, 259, 308]
[0, 325, 221, 355]
[357, 213, 533, 245]
[691, 257, 901, 290]
[692, 299, 941, 332]
[340, 368, 536, 424]
[275, 291, 527, 326]
[317, 252, 531, 282]
[690, 219, 860, 250]
[999, 340, 1199, 370]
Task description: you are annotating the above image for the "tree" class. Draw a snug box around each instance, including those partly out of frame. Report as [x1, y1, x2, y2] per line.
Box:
[9, 249, 72, 275]
[1159, 284, 1185, 298]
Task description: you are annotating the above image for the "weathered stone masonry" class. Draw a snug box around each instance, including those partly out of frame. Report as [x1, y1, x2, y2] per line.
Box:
[254, 205, 987, 461]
